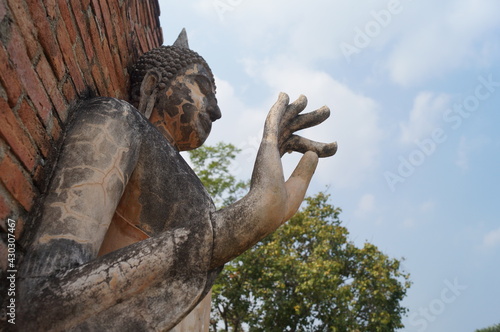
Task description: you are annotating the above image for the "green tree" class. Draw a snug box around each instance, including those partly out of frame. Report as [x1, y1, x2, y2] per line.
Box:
[188, 142, 248, 207]
[476, 323, 500, 332]
[189, 143, 411, 332]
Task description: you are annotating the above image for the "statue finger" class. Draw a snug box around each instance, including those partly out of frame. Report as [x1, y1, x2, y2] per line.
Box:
[264, 92, 289, 141]
[283, 151, 319, 221]
[281, 135, 337, 158]
[289, 106, 330, 133]
[282, 94, 308, 124]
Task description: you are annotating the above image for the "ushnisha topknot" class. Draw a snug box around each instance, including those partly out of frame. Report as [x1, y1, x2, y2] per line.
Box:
[129, 46, 216, 105]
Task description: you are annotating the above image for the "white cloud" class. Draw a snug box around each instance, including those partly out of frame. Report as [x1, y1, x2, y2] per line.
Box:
[194, 0, 400, 63]
[386, 0, 500, 86]
[399, 92, 450, 144]
[248, 57, 383, 189]
[483, 227, 500, 248]
[180, 0, 500, 88]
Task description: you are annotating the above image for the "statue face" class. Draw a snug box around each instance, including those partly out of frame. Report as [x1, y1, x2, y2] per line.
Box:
[149, 63, 221, 150]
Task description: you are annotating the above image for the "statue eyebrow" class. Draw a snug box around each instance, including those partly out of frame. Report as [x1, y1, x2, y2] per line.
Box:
[194, 75, 214, 94]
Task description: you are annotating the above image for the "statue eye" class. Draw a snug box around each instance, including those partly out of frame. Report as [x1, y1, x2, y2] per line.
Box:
[194, 75, 213, 96]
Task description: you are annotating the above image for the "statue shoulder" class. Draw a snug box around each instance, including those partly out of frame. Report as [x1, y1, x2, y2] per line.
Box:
[69, 97, 145, 123]
[63, 97, 148, 141]
[77, 96, 140, 115]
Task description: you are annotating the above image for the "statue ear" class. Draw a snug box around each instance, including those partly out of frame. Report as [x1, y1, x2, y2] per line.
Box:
[139, 69, 161, 119]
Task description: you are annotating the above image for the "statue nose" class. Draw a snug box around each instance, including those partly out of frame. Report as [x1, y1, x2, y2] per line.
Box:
[208, 104, 221, 122]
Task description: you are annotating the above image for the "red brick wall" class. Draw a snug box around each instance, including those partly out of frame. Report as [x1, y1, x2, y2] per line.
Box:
[0, 0, 162, 241]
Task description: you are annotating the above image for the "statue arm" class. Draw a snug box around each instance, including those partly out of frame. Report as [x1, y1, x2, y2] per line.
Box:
[20, 227, 213, 331]
[210, 93, 336, 269]
[20, 98, 143, 278]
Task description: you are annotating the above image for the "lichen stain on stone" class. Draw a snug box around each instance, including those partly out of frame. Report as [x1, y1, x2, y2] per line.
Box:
[173, 228, 190, 247]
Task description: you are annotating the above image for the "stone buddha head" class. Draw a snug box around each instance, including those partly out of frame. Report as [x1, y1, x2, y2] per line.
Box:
[130, 30, 221, 151]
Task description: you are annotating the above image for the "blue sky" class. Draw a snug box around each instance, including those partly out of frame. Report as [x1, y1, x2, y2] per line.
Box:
[159, 1, 500, 330]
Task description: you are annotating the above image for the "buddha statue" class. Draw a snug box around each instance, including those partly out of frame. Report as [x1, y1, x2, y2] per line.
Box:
[18, 30, 337, 331]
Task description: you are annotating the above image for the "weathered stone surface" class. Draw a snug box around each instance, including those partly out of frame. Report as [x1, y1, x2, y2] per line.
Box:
[170, 292, 212, 332]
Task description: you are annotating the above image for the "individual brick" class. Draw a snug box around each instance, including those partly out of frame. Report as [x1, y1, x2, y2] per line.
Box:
[61, 78, 77, 104]
[36, 55, 68, 122]
[17, 99, 52, 158]
[135, 25, 148, 55]
[71, 1, 94, 60]
[0, 45, 23, 107]
[50, 116, 62, 141]
[107, 2, 127, 68]
[6, 27, 52, 125]
[90, 63, 108, 96]
[6, 0, 40, 60]
[25, 0, 66, 80]
[0, 98, 37, 171]
[55, 18, 86, 93]
[87, 13, 113, 95]
[89, 0, 103, 24]
[57, 0, 78, 44]
[100, 34, 122, 96]
[74, 40, 96, 94]
[0, 154, 36, 211]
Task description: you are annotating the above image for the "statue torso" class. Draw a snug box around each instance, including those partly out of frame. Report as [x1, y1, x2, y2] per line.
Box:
[92, 97, 216, 259]
[22, 97, 216, 274]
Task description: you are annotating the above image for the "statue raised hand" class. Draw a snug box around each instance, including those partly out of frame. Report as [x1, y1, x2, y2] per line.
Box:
[211, 93, 336, 268]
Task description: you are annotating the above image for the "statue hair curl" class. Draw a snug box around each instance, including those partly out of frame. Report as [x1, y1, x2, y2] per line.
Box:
[129, 46, 215, 105]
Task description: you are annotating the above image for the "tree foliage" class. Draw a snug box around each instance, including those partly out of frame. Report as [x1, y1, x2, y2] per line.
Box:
[188, 143, 411, 332]
[476, 323, 500, 332]
[188, 142, 248, 207]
